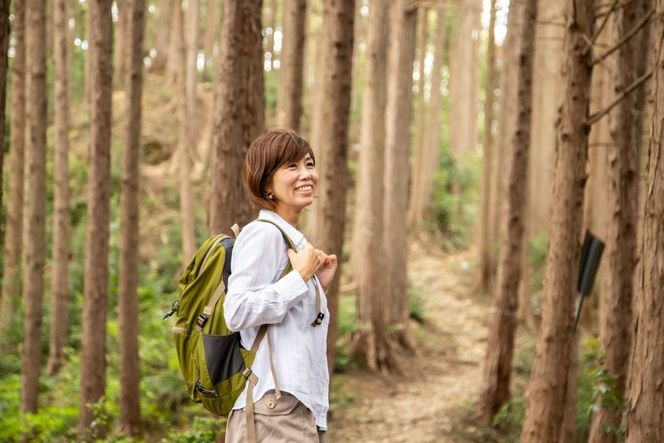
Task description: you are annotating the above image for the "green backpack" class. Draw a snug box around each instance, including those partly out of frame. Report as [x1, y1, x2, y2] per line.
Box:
[164, 221, 294, 417]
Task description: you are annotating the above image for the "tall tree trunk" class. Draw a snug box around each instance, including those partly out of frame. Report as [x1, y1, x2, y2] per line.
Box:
[383, 0, 417, 351]
[151, 0, 174, 72]
[118, 0, 146, 435]
[46, 0, 71, 376]
[419, 8, 446, 226]
[350, 0, 394, 373]
[407, 7, 429, 229]
[520, 1, 595, 441]
[625, 4, 664, 441]
[478, 0, 497, 294]
[78, 0, 113, 435]
[491, 0, 522, 280]
[308, 0, 355, 374]
[115, 0, 128, 87]
[277, 0, 307, 130]
[448, 0, 481, 163]
[0, 0, 8, 214]
[21, 0, 48, 414]
[266, 0, 278, 69]
[177, 1, 196, 259]
[208, 0, 264, 234]
[588, 2, 651, 442]
[479, 0, 537, 423]
[166, 1, 181, 85]
[203, 0, 220, 73]
[0, 0, 25, 353]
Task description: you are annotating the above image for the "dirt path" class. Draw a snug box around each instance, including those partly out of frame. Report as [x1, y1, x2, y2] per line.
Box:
[329, 244, 491, 442]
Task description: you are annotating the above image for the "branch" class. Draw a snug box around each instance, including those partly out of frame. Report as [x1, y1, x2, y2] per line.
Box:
[588, 69, 653, 126]
[592, 8, 654, 66]
[592, 0, 620, 45]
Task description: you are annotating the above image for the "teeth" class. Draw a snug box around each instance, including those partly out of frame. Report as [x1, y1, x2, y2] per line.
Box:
[296, 185, 312, 191]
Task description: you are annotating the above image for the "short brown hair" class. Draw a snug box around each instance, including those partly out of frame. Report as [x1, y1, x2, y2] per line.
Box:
[244, 129, 316, 210]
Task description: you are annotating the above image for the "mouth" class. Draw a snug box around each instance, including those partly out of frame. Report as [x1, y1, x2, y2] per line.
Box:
[295, 184, 313, 192]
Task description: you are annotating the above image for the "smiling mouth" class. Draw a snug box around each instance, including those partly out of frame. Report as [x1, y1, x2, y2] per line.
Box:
[295, 185, 313, 191]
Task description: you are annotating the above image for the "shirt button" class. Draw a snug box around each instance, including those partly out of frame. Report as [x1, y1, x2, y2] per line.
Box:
[267, 400, 275, 409]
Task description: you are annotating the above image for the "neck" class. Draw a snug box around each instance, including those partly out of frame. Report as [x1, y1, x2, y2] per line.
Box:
[274, 205, 301, 227]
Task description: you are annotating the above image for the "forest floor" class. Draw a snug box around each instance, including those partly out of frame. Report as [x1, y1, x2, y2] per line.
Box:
[328, 241, 496, 443]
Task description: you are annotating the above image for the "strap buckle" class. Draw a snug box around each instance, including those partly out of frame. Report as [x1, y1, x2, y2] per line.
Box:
[311, 312, 325, 326]
[196, 313, 209, 328]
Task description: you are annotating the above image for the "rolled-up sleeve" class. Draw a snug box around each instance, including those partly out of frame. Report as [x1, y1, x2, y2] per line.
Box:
[223, 222, 309, 331]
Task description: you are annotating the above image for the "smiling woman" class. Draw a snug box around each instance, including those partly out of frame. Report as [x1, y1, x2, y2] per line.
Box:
[223, 128, 337, 443]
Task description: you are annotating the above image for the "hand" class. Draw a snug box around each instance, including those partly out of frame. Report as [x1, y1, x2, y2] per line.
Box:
[316, 254, 338, 292]
[287, 242, 325, 281]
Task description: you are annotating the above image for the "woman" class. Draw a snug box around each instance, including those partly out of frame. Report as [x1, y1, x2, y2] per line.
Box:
[224, 129, 337, 443]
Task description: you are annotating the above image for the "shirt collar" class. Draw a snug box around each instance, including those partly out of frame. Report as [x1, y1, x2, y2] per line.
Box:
[258, 209, 306, 249]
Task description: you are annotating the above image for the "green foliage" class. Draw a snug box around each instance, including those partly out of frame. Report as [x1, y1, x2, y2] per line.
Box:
[163, 416, 221, 443]
[333, 294, 358, 372]
[428, 148, 480, 249]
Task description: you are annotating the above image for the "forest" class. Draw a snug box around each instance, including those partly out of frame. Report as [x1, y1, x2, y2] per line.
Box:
[0, 0, 662, 442]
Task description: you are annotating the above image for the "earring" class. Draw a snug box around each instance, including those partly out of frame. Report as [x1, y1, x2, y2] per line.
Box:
[267, 192, 274, 200]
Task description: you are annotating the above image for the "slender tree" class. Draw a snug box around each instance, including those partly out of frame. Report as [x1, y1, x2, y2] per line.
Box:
[407, 7, 429, 229]
[520, 0, 596, 441]
[46, 0, 72, 375]
[277, 0, 307, 130]
[383, 0, 417, 351]
[151, 0, 174, 72]
[589, 1, 651, 441]
[115, 0, 128, 87]
[208, 0, 265, 234]
[351, 0, 394, 372]
[21, 0, 48, 415]
[118, 0, 146, 435]
[176, 1, 196, 259]
[491, 0, 522, 283]
[0, 0, 8, 213]
[479, 0, 537, 423]
[308, 0, 356, 373]
[478, 0, 497, 293]
[625, 4, 664, 441]
[203, 0, 220, 72]
[265, 0, 278, 69]
[0, 0, 25, 353]
[78, 0, 113, 435]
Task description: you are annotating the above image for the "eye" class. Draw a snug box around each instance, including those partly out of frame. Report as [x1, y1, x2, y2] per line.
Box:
[286, 163, 297, 169]
[306, 161, 315, 168]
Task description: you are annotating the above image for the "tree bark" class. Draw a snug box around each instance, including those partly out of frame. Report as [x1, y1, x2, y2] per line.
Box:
[208, 0, 265, 234]
[0, 0, 8, 218]
[277, 0, 307, 130]
[491, 0, 522, 281]
[115, 0, 128, 87]
[203, 0, 220, 73]
[266, 0, 278, 69]
[46, 0, 71, 376]
[351, 0, 395, 373]
[0, 0, 25, 353]
[176, 1, 197, 259]
[448, 0, 481, 161]
[407, 7, 429, 229]
[118, 0, 146, 435]
[478, 0, 497, 294]
[151, 0, 174, 72]
[308, 0, 355, 375]
[624, 4, 664, 441]
[520, 1, 596, 441]
[20, 0, 48, 415]
[588, 1, 651, 442]
[384, 0, 417, 351]
[479, 0, 537, 424]
[78, 0, 113, 435]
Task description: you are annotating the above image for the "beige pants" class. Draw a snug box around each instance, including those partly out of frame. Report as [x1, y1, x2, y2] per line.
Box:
[225, 391, 327, 443]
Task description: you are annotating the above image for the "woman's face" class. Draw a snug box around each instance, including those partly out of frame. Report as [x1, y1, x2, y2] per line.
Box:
[269, 153, 319, 212]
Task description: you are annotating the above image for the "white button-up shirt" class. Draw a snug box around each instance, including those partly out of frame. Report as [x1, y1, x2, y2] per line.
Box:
[224, 209, 330, 429]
